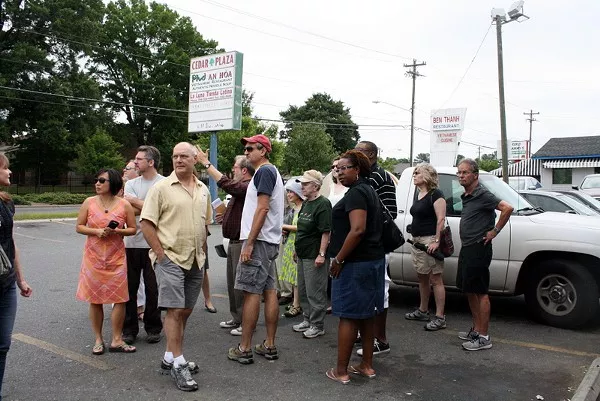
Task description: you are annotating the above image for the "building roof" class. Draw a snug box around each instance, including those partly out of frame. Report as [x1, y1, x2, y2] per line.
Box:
[533, 136, 600, 159]
[489, 158, 541, 177]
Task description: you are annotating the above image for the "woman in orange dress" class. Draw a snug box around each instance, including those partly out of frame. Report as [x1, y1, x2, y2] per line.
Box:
[76, 168, 137, 354]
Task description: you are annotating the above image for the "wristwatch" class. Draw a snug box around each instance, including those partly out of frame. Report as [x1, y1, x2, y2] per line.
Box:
[434, 238, 440, 243]
[493, 226, 501, 234]
[319, 252, 325, 257]
[203, 162, 211, 169]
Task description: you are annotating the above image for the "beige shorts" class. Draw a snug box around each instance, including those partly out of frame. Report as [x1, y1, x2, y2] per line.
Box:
[411, 235, 444, 275]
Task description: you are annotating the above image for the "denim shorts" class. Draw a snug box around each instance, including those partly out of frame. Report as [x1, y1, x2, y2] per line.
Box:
[331, 258, 385, 319]
[154, 256, 203, 310]
[234, 240, 279, 294]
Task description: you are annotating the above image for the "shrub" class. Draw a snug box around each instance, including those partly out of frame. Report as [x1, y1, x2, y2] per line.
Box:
[23, 192, 88, 205]
[10, 194, 31, 205]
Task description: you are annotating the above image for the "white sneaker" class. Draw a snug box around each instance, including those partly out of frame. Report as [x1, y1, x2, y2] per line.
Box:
[220, 319, 239, 329]
[292, 320, 310, 332]
[230, 326, 242, 336]
[303, 326, 325, 339]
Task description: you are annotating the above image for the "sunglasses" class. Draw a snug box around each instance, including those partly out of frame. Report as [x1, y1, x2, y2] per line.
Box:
[331, 165, 337, 170]
[335, 165, 355, 172]
[244, 146, 256, 152]
[94, 178, 109, 184]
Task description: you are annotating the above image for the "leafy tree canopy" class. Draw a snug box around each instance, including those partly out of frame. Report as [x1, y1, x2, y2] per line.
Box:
[73, 129, 126, 175]
[282, 124, 337, 176]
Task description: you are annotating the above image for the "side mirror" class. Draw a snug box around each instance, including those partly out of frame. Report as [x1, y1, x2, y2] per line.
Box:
[527, 186, 537, 190]
[565, 210, 577, 214]
[572, 185, 579, 190]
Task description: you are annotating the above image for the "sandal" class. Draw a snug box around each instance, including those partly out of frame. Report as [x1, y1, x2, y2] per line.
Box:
[92, 343, 105, 355]
[284, 306, 302, 318]
[108, 343, 136, 353]
[349, 365, 376, 378]
[326, 368, 350, 385]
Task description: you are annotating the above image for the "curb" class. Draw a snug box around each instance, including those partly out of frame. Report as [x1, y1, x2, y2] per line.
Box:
[573, 357, 600, 401]
[14, 218, 78, 224]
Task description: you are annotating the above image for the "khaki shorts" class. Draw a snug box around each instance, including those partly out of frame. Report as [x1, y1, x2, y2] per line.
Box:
[411, 235, 444, 275]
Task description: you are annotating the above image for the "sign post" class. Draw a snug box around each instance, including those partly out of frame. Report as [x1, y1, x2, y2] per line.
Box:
[188, 51, 243, 202]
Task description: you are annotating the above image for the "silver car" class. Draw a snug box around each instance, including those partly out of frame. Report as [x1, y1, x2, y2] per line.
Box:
[519, 190, 600, 216]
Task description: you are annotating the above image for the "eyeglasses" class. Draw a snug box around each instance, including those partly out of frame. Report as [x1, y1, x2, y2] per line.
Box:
[456, 170, 474, 176]
[244, 146, 256, 152]
[335, 165, 355, 172]
[331, 165, 337, 170]
[123, 166, 135, 171]
[94, 178, 109, 184]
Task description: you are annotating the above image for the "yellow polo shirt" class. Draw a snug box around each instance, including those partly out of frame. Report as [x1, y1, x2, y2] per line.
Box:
[140, 172, 212, 270]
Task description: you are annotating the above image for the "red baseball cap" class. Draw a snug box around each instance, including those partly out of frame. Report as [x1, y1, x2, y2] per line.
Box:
[241, 134, 272, 153]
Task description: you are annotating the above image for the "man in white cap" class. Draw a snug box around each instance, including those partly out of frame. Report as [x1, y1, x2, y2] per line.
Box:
[228, 134, 285, 365]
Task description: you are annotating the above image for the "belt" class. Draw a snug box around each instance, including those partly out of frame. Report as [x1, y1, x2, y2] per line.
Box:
[228, 239, 242, 244]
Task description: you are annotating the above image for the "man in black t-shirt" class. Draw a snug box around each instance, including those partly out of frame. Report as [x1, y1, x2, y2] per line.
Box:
[354, 141, 397, 356]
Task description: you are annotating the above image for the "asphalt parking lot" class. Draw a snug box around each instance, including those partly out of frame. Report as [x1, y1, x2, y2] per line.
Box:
[3, 220, 600, 401]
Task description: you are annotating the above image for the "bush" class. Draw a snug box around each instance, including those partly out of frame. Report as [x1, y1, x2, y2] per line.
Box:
[23, 192, 88, 205]
[10, 194, 31, 205]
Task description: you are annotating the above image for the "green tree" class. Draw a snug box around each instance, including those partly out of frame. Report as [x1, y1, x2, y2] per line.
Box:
[282, 124, 336, 175]
[73, 129, 126, 174]
[414, 153, 430, 164]
[280, 93, 359, 154]
[477, 152, 500, 172]
[378, 157, 409, 172]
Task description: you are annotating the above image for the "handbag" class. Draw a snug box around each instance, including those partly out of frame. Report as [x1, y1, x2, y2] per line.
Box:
[439, 220, 454, 257]
[0, 245, 12, 282]
[377, 195, 405, 253]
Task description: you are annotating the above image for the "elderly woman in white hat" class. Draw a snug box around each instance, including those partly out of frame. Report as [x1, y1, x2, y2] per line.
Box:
[279, 177, 305, 317]
[291, 170, 333, 339]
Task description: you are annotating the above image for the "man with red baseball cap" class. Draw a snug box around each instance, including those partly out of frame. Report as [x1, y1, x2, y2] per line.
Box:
[228, 133, 285, 365]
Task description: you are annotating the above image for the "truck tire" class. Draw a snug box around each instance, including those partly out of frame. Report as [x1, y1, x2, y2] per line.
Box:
[524, 259, 599, 329]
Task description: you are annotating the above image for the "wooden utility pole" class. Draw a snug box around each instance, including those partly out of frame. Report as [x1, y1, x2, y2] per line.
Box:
[524, 109, 539, 158]
[404, 59, 426, 166]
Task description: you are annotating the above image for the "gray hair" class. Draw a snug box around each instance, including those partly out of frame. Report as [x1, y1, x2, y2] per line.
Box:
[458, 158, 479, 174]
[137, 145, 161, 170]
[235, 155, 255, 175]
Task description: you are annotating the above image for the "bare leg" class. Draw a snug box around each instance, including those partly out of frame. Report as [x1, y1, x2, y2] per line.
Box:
[89, 303, 104, 345]
[292, 285, 300, 309]
[357, 317, 376, 376]
[240, 292, 260, 351]
[466, 293, 480, 332]
[110, 302, 126, 346]
[373, 309, 388, 344]
[164, 308, 185, 357]
[203, 269, 214, 310]
[477, 294, 491, 335]
[263, 289, 279, 347]
[335, 318, 357, 380]
[430, 273, 446, 317]
[417, 273, 431, 312]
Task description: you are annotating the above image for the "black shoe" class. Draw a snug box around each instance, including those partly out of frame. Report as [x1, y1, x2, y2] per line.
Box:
[170, 363, 198, 391]
[146, 333, 162, 344]
[122, 334, 136, 345]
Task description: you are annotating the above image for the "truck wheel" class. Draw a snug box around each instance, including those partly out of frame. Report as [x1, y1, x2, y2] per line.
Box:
[524, 260, 599, 329]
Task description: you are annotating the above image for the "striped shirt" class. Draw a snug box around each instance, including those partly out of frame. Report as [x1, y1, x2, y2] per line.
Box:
[368, 164, 397, 219]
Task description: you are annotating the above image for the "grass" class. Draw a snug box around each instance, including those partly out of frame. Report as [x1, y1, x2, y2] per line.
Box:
[14, 212, 79, 221]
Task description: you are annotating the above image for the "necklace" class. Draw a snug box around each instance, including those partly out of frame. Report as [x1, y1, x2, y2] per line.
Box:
[98, 196, 114, 213]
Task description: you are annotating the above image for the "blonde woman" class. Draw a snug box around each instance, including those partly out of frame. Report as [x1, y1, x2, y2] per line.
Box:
[405, 163, 447, 331]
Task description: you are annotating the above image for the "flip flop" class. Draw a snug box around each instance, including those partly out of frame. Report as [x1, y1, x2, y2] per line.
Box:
[349, 365, 376, 378]
[92, 343, 105, 355]
[326, 368, 350, 385]
[108, 343, 136, 353]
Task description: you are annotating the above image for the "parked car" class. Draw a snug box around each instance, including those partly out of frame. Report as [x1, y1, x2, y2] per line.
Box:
[550, 190, 600, 214]
[573, 173, 600, 200]
[391, 167, 600, 329]
[519, 190, 600, 216]
[508, 176, 542, 191]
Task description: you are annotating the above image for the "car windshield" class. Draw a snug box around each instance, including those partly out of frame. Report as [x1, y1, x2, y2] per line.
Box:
[581, 176, 600, 189]
[555, 194, 599, 216]
[479, 175, 535, 213]
[559, 191, 600, 213]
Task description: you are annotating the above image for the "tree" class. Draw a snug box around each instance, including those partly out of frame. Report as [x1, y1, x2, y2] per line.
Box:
[413, 153, 430, 164]
[282, 124, 337, 175]
[73, 129, 126, 174]
[378, 157, 409, 172]
[280, 93, 359, 154]
[477, 152, 500, 172]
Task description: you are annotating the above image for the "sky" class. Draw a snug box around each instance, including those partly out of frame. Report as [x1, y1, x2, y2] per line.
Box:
[161, 0, 600, 161]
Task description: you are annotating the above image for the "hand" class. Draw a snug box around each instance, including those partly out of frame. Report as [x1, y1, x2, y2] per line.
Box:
[293, 251, 298, 263]
[18, 280, 32, 297]
[329, 258, 343, 278]
[315, 255, 325, 267]
[215, 213, 224, 224]
[195, 145, 210, 165]
[157, 252, 166, 264]
[427, 242, 440, 254]
[123, 194, 137, 203]
[240, 243, 254, 263]
[483, 230, 497, 245]
[96, 228, 110, 238]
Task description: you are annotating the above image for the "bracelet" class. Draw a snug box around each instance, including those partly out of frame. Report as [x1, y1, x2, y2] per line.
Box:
[334, 257, 344, 265]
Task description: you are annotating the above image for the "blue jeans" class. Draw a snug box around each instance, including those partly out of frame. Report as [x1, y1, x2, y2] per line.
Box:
[0, 281, 17, 400]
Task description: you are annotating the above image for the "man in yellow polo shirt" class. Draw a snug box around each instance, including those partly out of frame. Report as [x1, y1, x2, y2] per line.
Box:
[141, 142, 211, 392]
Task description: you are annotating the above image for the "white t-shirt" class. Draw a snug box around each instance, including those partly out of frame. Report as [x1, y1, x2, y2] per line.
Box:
[240, 164, 284, 245]
[124, 174, 165, 248]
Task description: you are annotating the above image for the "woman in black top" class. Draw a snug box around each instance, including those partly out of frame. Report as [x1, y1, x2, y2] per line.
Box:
[405, 163, 447, 331]
[326, 150, 385, 384]
[0, 153, 32, 400]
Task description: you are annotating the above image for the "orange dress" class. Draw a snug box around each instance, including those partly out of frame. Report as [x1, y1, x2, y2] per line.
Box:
[76, 197, 129, 304]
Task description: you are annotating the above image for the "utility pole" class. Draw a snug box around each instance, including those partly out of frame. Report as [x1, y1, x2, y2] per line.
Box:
[404, 59, 426, 166]
[494, 15, 510, 183]
[524, 109, 539, 158]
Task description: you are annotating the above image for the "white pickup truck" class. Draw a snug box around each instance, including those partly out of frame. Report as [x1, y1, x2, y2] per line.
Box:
[389, 166, 600, 329]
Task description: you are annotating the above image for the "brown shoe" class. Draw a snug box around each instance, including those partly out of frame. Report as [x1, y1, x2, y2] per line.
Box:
[284, 306, 302, 317]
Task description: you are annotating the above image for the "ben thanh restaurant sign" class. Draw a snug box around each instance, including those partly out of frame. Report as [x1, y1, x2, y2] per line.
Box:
[430, 108, 467, 166]
[188, 51, 243, 133]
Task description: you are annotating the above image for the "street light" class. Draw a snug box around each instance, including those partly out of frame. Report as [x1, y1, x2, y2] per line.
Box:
[372, 100, 414, 163]
[492, 1, 529, 183]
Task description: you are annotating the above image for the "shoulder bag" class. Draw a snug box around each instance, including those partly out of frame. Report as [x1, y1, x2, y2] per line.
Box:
[430, 191, 454, 257]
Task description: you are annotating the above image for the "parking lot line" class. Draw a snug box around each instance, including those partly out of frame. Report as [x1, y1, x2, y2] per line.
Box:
[442, 329, 600, 357]
[14, 232, 64, 243]
[12, 333, 112, 371]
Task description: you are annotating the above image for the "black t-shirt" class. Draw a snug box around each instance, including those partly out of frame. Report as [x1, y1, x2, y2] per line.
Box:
[328, 178, 385, 262]
[410, 188, 444, 237]
[0, 199, 15, 287]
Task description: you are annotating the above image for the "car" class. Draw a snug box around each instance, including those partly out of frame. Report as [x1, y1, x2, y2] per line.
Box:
[573, 173, 600, 200]
[508, 176, 542, 191]
[550, 190, 600, 214]
[519, 190, 600, 216]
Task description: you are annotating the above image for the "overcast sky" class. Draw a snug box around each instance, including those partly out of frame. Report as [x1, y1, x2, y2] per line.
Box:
[162, 0, 599, 160]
